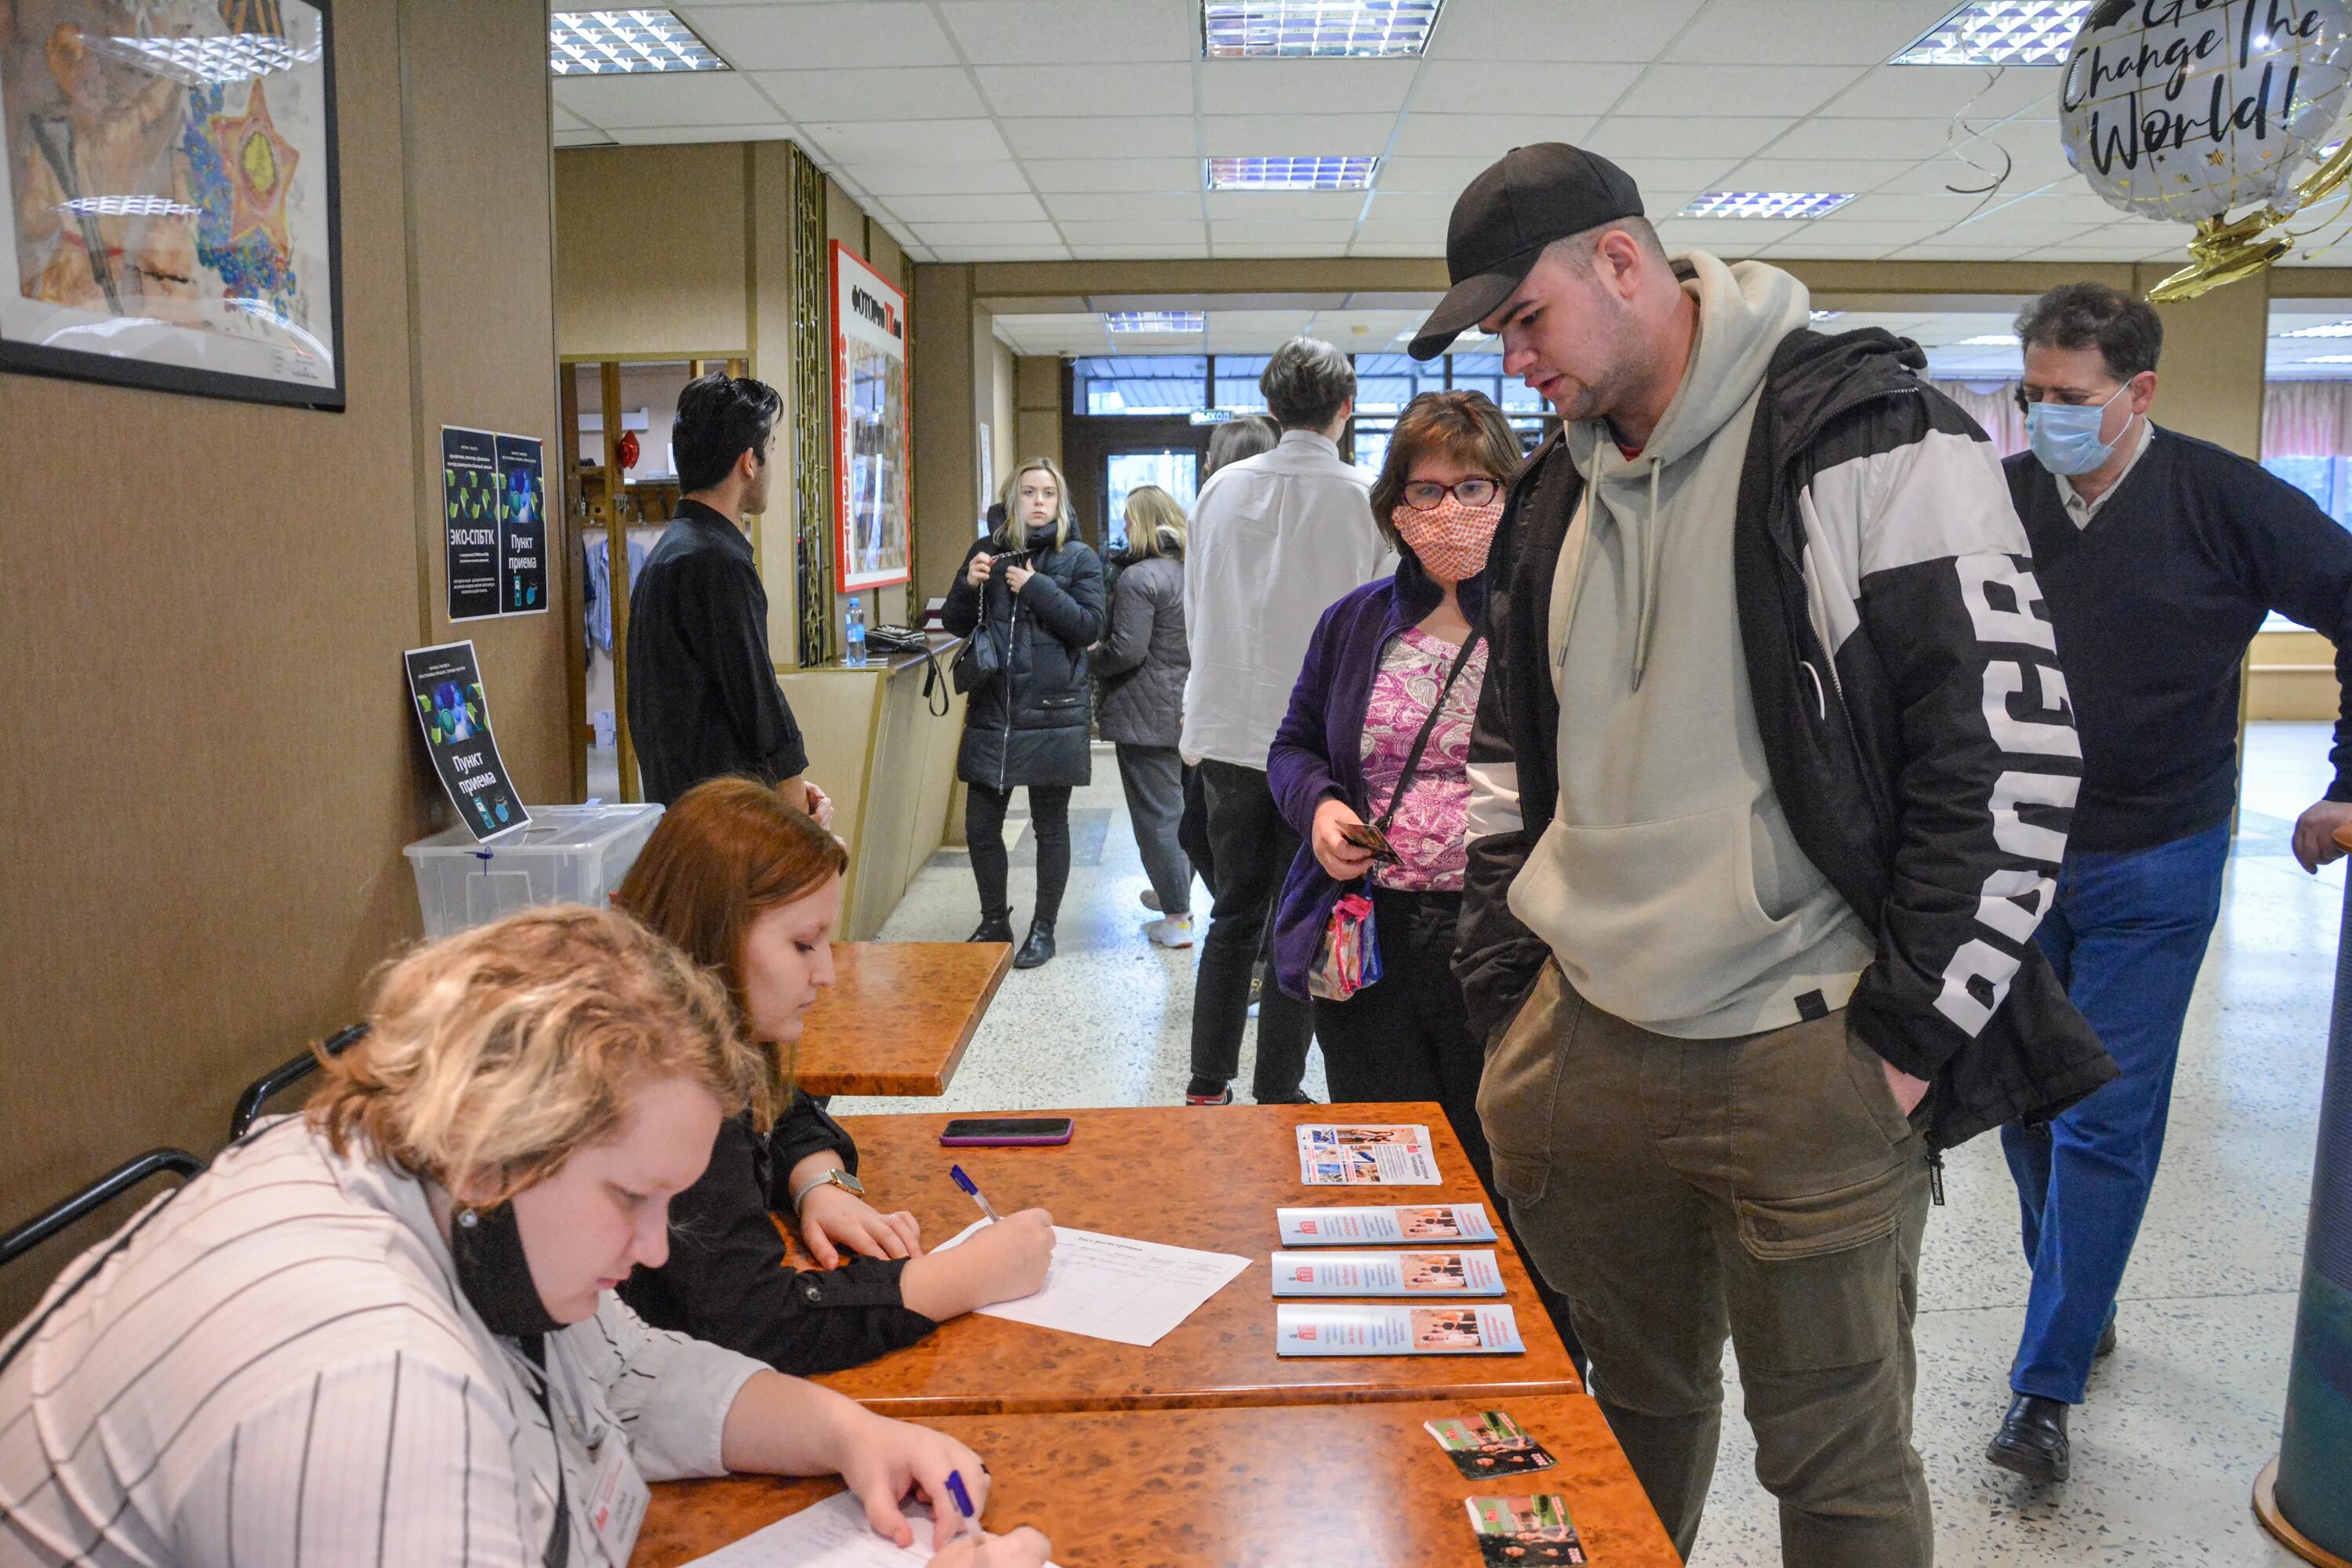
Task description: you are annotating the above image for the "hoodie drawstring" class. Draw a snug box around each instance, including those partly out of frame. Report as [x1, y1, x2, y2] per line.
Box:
[1631, 456, 1664, 692]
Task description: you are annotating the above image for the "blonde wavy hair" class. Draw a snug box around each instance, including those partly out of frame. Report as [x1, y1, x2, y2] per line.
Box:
[993, 457, 1076, 551]
[1122, 485, 1186, 561]
[310, 906, 768, 1206]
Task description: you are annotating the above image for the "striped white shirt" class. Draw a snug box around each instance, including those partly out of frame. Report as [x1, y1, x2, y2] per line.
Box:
[0, 1117, 764, 1566]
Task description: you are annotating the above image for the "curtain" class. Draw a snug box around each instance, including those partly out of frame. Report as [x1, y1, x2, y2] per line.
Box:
[1930, 379, 2026, 457]
[2263, 379, 2352, 457]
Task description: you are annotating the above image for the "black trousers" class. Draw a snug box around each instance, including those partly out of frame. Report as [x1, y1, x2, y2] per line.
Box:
[966, 782, 1073, 925]
[1177, 762, 1215, 902]
[1187, 759, 1312, 1100]
[1313, 885, 1583, 1365]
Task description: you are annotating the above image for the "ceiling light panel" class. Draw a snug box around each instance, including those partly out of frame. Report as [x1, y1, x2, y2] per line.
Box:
[550, 9, 726, 75]
[2303, 354, 2352, 364]
[1203, 1, 1443, 59]
[1679, 191, 1856, 219]
[1893, 2, 2090, 67]
[2281, 320, 2352, 338]
[1207, 155, 1380, 190]
[1105, 310, 1207, 332]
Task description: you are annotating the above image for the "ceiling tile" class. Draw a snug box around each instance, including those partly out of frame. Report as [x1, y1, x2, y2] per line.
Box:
[1762, 240, 1902, 258]
[1058, 219, 1211, 244]
[554, 102, 590, 132]
[554, 73, 783, 129]
[1389, 114, 1597, 159]
[1605, 157, 1741, 196]
[1069, 242, 1215, 258]
[555, 128, 615, 148]
[1210, 218, 1361, 240]
[933, 245, 1075, 260]
[1721, 158, 1918, 194]
[1202, 114, 1398, 156]
[1203, 190, 1369, 220]
[1664, 0, 1955, 64]
[614, 122, 801, 143]
[977, 63, 1196, 117]
[1043, 191, 1206, 221]
[1432, 0, 1705, 62]
[1823, 191, 2013, 222]
[851, 159, 1036, 194]
[1774, 220, 1933, 245]
[1353, 222, 1447, 252]
[1219, 239, 1355, 256]
[800, 118, 1011, 164]
[1612, 64, 1867, 119]
[940, 0, 1199, 64]
[684, 2, 960, 70]
[1818, 65, 2060, 121]
[1764, 116, 1986, 162]
[1003, 115, 1200, 159]
[1363, 190, 1457, 222]
[913, 220, 1065, 246]
[1410, 60, 1642, 116]
[1583, 116, 1795, 162]
[885, 191, 1049, 223]
[1200, 60, 1420, 118]
[1650, 216, 1810, 245]
[1377, 154, 1498, 192]
[1025, 157, 1206, 192]
[750, 67, 986, 121]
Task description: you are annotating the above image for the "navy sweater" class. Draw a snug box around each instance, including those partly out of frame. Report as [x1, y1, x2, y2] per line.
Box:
[2005, 428, 2352, 853]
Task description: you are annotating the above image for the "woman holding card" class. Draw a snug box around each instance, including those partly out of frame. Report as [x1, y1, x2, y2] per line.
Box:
[611, 778, 1056, 1376]
[0, 906, 1047, 1567]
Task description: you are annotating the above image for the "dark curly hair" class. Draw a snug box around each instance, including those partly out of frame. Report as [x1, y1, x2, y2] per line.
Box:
[2014, 282, 2162, 382]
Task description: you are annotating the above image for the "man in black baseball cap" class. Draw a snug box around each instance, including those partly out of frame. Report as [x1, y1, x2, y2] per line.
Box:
[1449, 143, 2107, 1567]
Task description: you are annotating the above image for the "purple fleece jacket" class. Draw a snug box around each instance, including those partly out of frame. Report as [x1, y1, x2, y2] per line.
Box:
[1265, 550, 1487, 1001]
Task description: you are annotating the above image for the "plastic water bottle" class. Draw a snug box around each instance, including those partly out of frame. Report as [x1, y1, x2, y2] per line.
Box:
[844, 597, 868, 667]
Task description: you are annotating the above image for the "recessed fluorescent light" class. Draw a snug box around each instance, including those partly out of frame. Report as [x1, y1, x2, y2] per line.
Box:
[1958, 333, 2022, 345]
[2281, 320, 2352, 338]
[1679, 191, 1855, 219]
[2303, 354, 2352, 364]
[1893, 2, 2089, 67]
[1207, 155, 1379, 191]
[1105, 311, 1206, 332]
[550, 9, 726, 75]
[1809, 310, 1847, 321]
[1203, 0, 1443, 58]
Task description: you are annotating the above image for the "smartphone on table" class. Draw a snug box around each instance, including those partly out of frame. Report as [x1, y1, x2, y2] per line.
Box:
[938, 1116, 1074, 1147]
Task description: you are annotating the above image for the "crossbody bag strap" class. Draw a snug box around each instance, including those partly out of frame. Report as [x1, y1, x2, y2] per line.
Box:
[1371, 630, 1483, 834]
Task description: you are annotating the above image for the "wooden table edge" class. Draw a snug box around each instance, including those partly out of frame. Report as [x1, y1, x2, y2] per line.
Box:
[840, 1373, 1587, 1419]
[793, 941, 1014, 1098]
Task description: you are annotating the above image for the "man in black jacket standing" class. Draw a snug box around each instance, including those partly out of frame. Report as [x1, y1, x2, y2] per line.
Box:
[629, 372, 831, 821]
[1432, 145, 2111, 1567]
[1987, 283, 2352, 1483]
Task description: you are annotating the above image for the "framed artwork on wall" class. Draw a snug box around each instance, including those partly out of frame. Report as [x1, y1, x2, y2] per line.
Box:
[0, 0, 344, 410]
[830, 239, 910, 593]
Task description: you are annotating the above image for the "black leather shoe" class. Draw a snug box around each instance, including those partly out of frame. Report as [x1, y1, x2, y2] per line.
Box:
[1987, 1393, 2070, 1483]
[967, 916, 1014, 944]
[1013, 920, 1056, 969]
[2096, 1316, 2118, 1360]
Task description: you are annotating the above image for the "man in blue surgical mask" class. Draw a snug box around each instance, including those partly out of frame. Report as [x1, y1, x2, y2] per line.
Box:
[1991, 282, 2352, 1486]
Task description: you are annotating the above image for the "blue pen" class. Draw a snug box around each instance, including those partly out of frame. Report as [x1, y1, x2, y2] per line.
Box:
[949, 1163, 1003, 1225]
[943, 1470, 980, 1547]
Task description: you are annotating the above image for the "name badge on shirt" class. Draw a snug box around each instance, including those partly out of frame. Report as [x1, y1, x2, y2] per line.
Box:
[585, 1439, 649, 1564]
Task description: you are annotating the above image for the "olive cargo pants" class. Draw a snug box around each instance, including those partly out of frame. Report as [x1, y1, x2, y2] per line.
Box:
[1478, 964, 1934, 1567]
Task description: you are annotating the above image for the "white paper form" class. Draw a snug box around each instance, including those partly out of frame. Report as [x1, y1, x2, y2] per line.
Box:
[936, 1221, 1251, 1347]
[681, 1490, 1063, 1567]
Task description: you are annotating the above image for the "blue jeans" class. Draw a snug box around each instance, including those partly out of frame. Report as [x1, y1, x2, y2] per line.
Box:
[2001, 820, 2230, 1403]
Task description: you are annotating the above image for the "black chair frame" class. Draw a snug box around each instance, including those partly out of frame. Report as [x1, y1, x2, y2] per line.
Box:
[0, 1149, 205, 1271]
[228, 1022, 370, 1140]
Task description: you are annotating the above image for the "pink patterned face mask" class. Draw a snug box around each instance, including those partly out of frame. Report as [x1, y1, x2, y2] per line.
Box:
[1394, 493, 1503, 584]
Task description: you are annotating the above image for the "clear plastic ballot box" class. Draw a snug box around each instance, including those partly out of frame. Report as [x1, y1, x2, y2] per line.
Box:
[403, 804, 662, 938]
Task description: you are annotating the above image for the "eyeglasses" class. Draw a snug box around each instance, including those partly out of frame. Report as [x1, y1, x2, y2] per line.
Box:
[1400, 477, 1501, 510]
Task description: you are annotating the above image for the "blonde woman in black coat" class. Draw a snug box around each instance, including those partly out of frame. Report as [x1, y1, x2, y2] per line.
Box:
[940, 458, 1107, 969]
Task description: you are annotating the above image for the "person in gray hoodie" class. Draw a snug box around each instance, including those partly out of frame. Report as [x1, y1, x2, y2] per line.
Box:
[1427, 146, 2106, 1567]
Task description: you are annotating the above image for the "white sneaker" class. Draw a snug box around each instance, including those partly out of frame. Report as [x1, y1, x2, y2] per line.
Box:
[1138, 889, 1163, 912]
[1145, 914, 1195, 949]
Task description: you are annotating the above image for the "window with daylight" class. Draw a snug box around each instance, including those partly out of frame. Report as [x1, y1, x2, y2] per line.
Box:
[1072, 357, 1209, 416]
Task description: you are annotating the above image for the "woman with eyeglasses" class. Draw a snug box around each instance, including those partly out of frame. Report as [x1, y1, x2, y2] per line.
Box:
[1265, 389, 1515, 1170]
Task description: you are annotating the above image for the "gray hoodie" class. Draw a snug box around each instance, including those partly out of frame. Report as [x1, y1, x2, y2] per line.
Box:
[1504, 252, 1877, 1039]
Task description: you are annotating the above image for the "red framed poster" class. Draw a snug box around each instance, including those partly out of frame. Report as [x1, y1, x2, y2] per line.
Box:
[830, 240, 912, 593]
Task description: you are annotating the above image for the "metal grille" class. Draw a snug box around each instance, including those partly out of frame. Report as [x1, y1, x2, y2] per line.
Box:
[788, 143, 833, 666]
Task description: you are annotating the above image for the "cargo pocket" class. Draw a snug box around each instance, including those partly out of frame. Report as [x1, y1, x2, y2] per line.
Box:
[1475, 962, 1573, 1208]
[1732, 1155, 1921, 1373]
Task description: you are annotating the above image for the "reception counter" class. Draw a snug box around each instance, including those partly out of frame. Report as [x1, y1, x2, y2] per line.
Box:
[778, 637, 965, 940]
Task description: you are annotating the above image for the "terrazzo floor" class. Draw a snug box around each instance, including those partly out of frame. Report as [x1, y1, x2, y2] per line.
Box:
[833, 727, 2344, 1567]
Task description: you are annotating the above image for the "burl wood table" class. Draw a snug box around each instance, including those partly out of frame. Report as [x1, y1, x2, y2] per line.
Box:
[791, 942, 1012, 1098]
[637, 1396, 1680, 1568]
[811, 1102, 1584, 1417]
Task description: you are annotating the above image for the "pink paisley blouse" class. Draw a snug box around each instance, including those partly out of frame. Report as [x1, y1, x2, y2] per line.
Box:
[1357, 626, 1488, 892]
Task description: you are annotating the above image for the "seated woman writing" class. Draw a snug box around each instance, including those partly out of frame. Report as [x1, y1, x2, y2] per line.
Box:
[0, 906, 1047, 1567]
[612, 776, 1054, 1374]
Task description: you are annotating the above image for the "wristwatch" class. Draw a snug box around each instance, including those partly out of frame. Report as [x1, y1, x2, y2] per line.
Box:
[789, 1167, 866, 1212]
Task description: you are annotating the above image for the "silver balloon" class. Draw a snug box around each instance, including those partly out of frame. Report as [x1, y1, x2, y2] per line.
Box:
[2060, 0, 2352, 223]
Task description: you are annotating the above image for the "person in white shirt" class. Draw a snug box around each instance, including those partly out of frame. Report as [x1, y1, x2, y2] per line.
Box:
[0, 906, 1048, 1568]
[1181, 337, 1392, 1105]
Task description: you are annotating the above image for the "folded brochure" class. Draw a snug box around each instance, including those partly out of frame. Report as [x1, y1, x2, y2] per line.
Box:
[1425, 1410, 1557, 1478]
[1276, 1203, 1496, 1246]
[1465, 1495, 1586, 1565]
[1271, 1248, 1503, 1297]
[1276, 1302, 1525, 1355]
[1295, 1123, 1441, 1185]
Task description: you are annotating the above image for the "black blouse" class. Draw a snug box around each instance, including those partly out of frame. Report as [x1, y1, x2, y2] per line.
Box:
[616, 1094, 938, 1374]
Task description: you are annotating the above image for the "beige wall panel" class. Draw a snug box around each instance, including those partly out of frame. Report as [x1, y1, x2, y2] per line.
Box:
[2250, 629, 2344, 720]
[1014, 355, 1063, 470]
[555, 145, 749, 356]
[913, 264, 981, 605]
[0, 2, 560, 1319]
[746, 143, 800, 665]
[2129, 263, 2267, 457]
